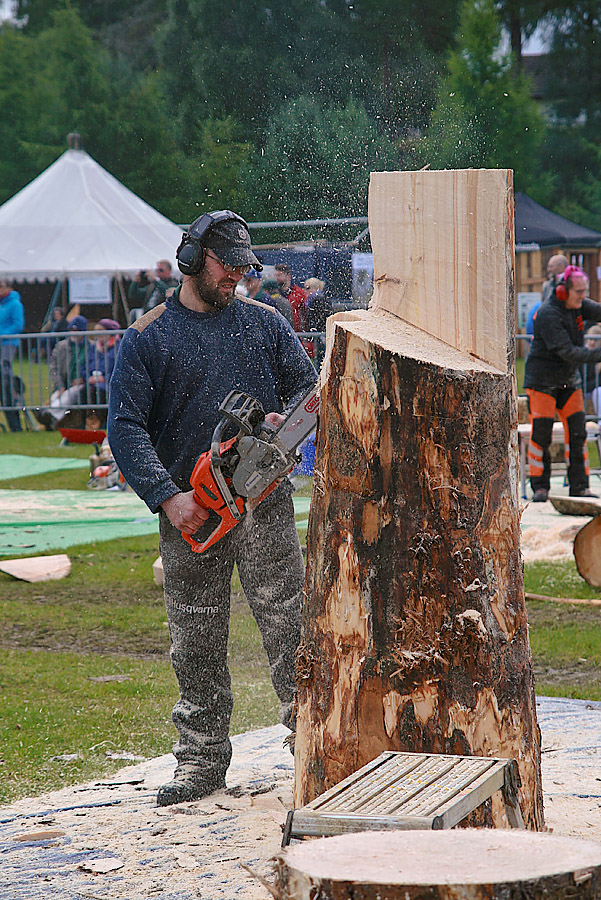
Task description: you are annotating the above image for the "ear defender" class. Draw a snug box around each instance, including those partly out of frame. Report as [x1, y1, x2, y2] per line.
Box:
[176, 233, 206, 276]
[556, 281, 568, 301]
[555, 265, 585, 301]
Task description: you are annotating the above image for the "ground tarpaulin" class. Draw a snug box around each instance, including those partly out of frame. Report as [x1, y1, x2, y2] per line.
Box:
[0, 489, 312, 556]
[0, 454, 89, 481]
[0, 489, 158, 556]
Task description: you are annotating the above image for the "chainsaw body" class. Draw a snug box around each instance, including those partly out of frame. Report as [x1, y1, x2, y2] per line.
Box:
[183, 386, 318, 553]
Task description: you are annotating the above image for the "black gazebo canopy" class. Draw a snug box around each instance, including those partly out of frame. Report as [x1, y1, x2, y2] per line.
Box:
[515, 192, 601, 250]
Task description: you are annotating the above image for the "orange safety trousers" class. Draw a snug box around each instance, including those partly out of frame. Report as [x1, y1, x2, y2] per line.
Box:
[526, 387, 589, 494]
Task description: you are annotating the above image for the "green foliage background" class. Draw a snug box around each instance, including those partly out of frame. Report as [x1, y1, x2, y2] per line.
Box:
[2, 0, 601, 226]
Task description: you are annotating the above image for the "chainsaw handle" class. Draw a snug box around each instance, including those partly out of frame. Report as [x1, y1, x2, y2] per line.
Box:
[182, 493, 245, 553]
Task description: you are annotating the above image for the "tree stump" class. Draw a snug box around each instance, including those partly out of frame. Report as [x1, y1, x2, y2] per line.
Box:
[574, 516, 601, 587]
[275, 830, 601, 900]
[294, 170, 543, 830]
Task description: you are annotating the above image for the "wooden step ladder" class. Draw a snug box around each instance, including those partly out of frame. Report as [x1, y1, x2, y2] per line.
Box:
[282, 751, 524, 846]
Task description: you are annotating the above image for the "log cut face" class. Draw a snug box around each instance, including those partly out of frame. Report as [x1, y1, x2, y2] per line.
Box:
[295, 310, 543, 830]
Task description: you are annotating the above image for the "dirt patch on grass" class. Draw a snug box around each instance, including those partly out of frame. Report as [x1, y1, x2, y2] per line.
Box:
[526, 598, 601, 694]
[0, 624, 170, 656]
[534, 661, 601, 687]
[526, 597, 601, 627]
[1, 587, 251, 658]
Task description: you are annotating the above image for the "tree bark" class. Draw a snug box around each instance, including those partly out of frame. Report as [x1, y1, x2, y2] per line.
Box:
[294, 313, 543, 829]
[276, 830, 601, 900]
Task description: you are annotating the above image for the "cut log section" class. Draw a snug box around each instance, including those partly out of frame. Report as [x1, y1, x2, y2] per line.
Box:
[295, 170, 543, 831]
[0, 554, 71, 582]
[574, 516, 601, 587]
[275, 830, 601, 900]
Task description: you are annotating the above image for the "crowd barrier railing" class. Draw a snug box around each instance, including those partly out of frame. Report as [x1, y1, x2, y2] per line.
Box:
[0, 328, 327, 431]
[2, 331, 599, 429]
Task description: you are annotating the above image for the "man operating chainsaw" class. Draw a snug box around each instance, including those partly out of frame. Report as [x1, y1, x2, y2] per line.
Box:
[108, 210, 317, 806]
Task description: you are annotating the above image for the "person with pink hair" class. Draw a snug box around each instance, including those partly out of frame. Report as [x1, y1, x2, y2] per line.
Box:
[524, 265, 601, 502]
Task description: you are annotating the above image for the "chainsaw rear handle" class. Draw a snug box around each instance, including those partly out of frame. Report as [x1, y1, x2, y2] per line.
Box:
[182, 492, 245, 553]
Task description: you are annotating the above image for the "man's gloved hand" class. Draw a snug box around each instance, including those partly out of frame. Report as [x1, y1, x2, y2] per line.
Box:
[162, 491, 209, 534]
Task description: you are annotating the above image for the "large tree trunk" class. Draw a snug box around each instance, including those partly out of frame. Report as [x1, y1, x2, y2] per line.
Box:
[294, 170, 544, 830]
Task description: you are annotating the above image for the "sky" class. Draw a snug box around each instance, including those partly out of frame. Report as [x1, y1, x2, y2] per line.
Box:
[521, 21, 553, 56]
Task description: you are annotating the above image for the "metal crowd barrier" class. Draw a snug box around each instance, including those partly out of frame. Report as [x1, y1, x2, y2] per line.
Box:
[1, 331, 598, 431]
[0, 329, 125, 431]
[0, 328, 327, 431]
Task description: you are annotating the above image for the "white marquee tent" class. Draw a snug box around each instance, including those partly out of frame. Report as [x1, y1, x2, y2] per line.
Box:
[0, 148, 182, 282]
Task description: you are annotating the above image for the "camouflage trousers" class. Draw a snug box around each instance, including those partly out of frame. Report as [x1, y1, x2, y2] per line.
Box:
[158, 481, 304, 783]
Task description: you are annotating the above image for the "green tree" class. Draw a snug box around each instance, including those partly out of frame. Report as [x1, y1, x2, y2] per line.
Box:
[330, 0, 457, 136]
[16, 0, 166, 70]
[0, 8, 114, 201]
[495, 1, 559, 64]
[422, 0, 544, 188]
[240, 94, 398, 221]
[0, 24, 40, 200]
[0, 7, 196, 220]
[542, 2, 601, 134]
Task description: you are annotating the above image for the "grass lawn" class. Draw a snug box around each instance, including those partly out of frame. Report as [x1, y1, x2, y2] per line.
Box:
[0, 533, 280, 803]
[1, 432, 600, 804]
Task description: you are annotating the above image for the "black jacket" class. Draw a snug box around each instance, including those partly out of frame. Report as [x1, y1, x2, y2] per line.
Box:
[524, 294, 601, 391]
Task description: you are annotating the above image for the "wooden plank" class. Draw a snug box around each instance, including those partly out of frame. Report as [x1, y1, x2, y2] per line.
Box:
[368, 169, 513, 373]
[289, 812, 440, 839]
[525, 592, 601, 608]
[0, 554, 71, 582]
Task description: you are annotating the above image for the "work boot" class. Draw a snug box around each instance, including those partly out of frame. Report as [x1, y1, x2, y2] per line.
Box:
[569, 488, 599, 498]
[532, 488, 548, 502]
[156, 764, 225, 807]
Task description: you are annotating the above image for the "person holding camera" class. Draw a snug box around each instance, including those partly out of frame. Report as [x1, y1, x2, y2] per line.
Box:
[128, 260, 179, 322]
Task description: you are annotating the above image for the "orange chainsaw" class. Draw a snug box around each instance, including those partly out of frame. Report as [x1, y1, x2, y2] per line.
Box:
[183, 386, 319, 552]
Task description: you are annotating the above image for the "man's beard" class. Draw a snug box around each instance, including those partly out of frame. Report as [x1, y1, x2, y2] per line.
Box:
[192, 269, 236, 310]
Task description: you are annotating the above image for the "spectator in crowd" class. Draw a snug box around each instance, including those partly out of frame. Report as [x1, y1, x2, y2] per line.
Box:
[128, 260, 179, 321]
[0, 279, 25, 432]
[304, 277, 331, 368]
[84, 319, 122, 405]
[40, 318, 122, 431]
[36, 315, 88, 430]
[304, 278, 331, 332]
[274, 263, 307, 332]
[584, 324, 601, 416]
[526, 255, 569, 337]
[542, 254, 569, 304]
[524, 265, 601, 502]
[261, 278, 295, 327]
[240, 268, 265, 301]
[40, 306, 70, 358]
